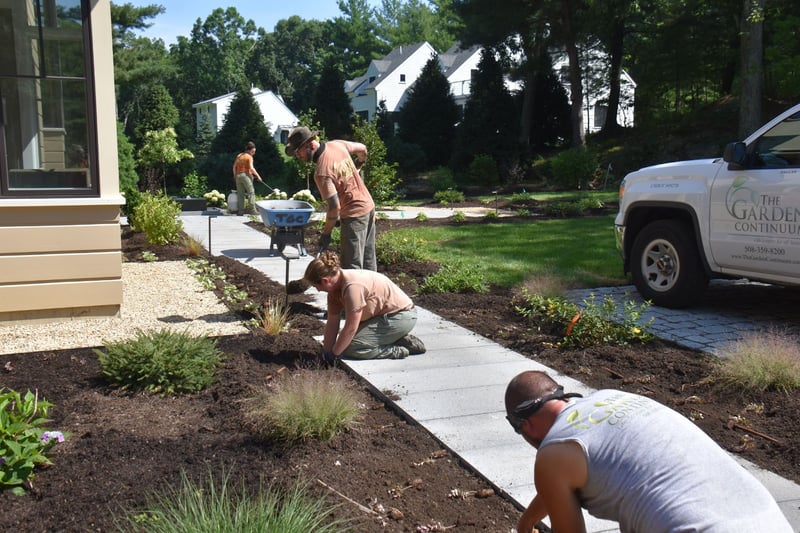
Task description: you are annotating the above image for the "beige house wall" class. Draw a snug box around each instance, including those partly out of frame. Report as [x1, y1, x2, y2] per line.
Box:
[0, 1, 124, 324]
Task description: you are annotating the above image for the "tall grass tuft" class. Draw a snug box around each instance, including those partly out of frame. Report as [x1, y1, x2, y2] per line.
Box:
[256, 298, 291, 336]
[182, 234, 205, 256]
[243, 369, 360, 443]
[717, 330, 800, 394]
[117, 469, 349, 532]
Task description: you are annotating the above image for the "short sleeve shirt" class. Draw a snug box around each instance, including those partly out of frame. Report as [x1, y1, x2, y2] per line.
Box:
[313, 140, 374, 218]
[327, 269, 412, 321]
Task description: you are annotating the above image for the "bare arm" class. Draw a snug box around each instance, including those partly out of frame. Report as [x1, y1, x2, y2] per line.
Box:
[321, 194, 340, 235]
[517, 494, 548, 533]
[332, 306, 363, 356]
[534, 442, 589, 533]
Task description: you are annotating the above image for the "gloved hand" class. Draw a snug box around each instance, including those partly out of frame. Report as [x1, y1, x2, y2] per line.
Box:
[318, 233, 332, 251]
[321, 351, 337, 367]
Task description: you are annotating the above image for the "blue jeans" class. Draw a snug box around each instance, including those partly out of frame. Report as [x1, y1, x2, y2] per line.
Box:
[342, 308, 417, 359]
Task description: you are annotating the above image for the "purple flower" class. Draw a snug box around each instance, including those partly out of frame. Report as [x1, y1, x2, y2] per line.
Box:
[41, 431, 65, 444]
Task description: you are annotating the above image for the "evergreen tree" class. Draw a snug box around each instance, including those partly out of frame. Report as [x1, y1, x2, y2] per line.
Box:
[397, 55, 460, 168]
[314, 59, 354, 139]
[116, 121, 139, 193]
[528, 51, 571, 152]
[130, 83, 179, 145]
[451, 47, 519, 178]
[204, 89, 286, 193]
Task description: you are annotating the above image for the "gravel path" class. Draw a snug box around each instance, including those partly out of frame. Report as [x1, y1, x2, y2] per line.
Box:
[1, 261, 248, 355]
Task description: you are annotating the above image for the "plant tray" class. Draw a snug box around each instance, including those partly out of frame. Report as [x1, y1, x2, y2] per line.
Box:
[255, 200, 314, 227]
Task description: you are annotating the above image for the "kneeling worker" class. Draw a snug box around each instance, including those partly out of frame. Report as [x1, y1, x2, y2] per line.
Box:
[505, 370, 793, 533]
[304, 250, 425, 362]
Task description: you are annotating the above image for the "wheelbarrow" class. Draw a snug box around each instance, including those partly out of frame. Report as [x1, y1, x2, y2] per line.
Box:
[254, 199, 315, 257]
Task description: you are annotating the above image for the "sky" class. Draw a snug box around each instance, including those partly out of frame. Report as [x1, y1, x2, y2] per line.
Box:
[125, 1, 382, 46]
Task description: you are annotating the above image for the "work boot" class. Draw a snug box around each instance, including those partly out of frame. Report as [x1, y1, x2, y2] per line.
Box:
[395, 334, 426, 355]
[389, 346, 410, 359]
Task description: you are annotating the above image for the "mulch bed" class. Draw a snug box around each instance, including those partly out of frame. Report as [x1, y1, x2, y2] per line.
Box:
[2, 201, 798, 532]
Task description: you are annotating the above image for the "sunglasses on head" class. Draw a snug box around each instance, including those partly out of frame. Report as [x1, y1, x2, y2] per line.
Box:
[506, 386, 582, 433]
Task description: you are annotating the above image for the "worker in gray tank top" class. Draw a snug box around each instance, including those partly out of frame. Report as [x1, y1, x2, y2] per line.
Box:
[505, 370, 793, 533]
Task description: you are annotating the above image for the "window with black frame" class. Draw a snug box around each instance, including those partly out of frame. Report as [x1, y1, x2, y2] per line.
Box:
[0, 0, 96, 196]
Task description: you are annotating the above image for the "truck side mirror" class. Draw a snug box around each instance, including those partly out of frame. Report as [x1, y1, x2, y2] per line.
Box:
[723, 141, 747, 169]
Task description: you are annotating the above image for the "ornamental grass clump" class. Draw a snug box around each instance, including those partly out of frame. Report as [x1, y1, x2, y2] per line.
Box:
[255, 297, 291, 336]
[0, 388, 67, 495]
[95, 329, 224, 395]
[117, 469, 348, 533]
[243, 369, 360, 443]
[716, 330, 800, 394]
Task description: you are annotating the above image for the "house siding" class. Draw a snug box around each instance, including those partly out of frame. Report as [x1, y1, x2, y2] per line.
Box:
[0, 1, 124, 324]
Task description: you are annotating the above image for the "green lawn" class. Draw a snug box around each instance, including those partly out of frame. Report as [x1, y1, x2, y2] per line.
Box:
[383, 214, 627, 289]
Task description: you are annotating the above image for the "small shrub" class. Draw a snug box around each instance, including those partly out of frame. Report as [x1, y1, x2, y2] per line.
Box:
[433, 189, 465, 205]
[0, 389, 67, 495]
[376, 231, 428, 264]
[468, 154, 499, 184]
[484, 211, 499, 220]
[415, 211, 428, 222]
[542, 200, 584, 218]
[419, 261, 489, 294]
[376, 211, 389, 220]
[256, 298, 291, 336]
[427, 166, 456, 192]
[180, 171, 208, 198]
[516, 208, 530, 217]
[141, 251, 158, 262]
[451, 210, 467, 223]
[95, 329, 224, 395]
[515, 291, 654, 348]
[133, 192, 184, 245]
[244, 370, 360, 443]
[202, 189, 227, 208]
[716, 331, 800, 394]
[550, 147, 598, 189]
[119, 469, 348, 532]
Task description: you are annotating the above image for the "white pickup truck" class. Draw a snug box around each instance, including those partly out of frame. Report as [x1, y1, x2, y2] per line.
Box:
[614, 102, 800, 308]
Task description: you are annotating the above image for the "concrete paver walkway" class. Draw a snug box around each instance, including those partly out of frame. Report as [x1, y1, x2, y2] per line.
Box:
[181, 211, 800, 532]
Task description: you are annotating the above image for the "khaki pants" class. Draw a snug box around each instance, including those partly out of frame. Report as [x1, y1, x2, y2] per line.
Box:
[234, 173, 255, 214]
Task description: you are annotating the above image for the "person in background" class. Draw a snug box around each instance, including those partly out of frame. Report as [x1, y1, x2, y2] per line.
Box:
[285, 127, 376, 270]
[232, 140, 263, 215]
[505, 370, 794, 533]
[304, 250, 425, 362]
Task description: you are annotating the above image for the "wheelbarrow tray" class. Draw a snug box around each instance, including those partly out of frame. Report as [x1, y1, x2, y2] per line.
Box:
[255, 200, 314, 227]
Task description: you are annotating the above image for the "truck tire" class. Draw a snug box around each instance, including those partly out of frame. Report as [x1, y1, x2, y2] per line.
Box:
[630, 220, 708, 308]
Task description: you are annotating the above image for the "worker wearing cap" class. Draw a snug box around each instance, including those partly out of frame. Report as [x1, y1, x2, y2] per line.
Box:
[285, 126, 376, 271]
[505, 370, 794, 533]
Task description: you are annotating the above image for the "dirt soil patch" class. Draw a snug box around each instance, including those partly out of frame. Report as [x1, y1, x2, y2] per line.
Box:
[2, 204, 798, 533]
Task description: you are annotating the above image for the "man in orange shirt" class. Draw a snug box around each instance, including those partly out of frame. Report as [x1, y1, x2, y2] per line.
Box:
[232, 141, 263, 215]
[285, 127, 376, 270]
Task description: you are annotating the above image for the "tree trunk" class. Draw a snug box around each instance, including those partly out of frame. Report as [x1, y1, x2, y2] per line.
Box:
[602, 20, 625, 134]
[562, 0, 585, 147]
[738, 0, 764, 138]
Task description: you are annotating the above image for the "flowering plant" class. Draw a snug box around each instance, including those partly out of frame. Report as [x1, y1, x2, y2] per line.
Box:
[203, 189, 227, 208]
[0, 388, 68, 495]
[291, 189, 316, 203]
[266, 188, 288, 200]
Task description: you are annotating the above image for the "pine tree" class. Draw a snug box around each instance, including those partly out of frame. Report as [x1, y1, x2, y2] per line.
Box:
[314, 60, 354, 139]
[203, 89, 286, 192]
[397, 55, 460, 168]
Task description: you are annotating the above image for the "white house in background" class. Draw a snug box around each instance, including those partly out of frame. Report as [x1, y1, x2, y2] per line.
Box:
[192, 88, 299, 145]
[345, 41, 521, 128]
[552, 47, 637, 134]
[346, 42, 437, 124]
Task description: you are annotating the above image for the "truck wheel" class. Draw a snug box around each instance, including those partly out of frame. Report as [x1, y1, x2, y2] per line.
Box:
[630, 220, 708, 308]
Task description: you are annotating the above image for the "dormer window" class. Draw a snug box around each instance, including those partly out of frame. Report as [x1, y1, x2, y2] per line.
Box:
[400, 74, 406, 83]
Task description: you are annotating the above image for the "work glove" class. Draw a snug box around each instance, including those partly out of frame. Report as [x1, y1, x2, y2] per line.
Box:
[318, 233, 332, 252]
[321, 351, 338, 368]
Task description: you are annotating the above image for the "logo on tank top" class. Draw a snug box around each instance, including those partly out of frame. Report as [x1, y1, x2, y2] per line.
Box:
[566, 393, 656, 431]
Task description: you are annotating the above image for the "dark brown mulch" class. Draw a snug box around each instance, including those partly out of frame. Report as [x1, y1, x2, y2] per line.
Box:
[2, 204, 798, 533]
